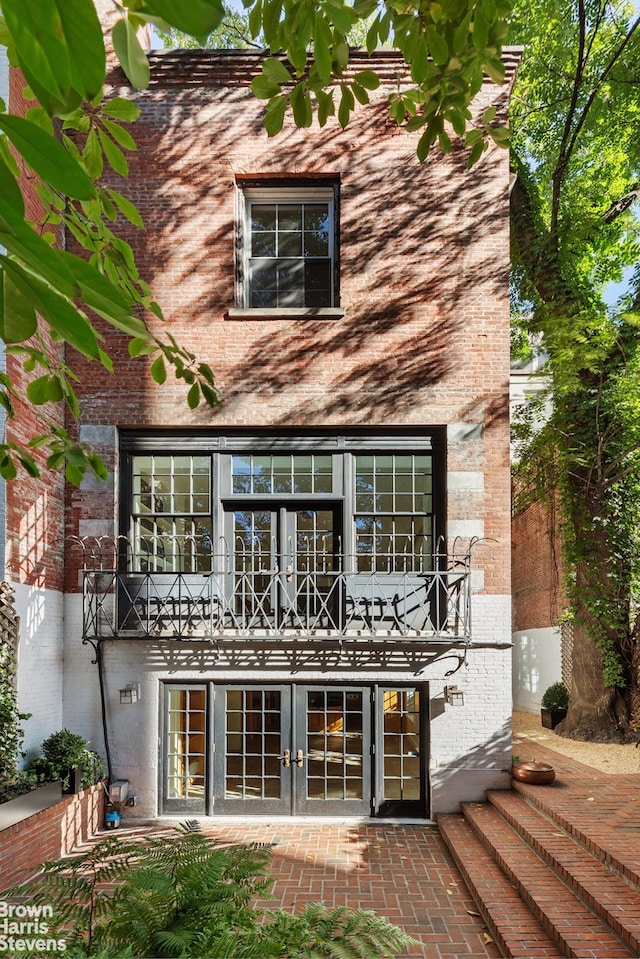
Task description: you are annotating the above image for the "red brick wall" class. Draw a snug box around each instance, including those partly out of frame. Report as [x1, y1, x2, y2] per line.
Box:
[0, 784, 105, 891]
[512, 494, 567, 630]
[61, 50, 515, 598]
[5, 68, 66, 592]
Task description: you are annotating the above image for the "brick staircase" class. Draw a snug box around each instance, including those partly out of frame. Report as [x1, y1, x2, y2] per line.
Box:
[438, 777, 640, 959]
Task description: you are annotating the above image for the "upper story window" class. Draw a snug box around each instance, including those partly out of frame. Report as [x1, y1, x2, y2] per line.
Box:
[231, 182, 343, 319]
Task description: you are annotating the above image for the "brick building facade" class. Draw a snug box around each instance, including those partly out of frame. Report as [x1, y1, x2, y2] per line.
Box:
[9, 28, 520, 818]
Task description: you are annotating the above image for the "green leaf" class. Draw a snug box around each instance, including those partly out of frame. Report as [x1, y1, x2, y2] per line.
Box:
[83, 128, 103, 180]
[0, 257, 102, 360]
[112, 18, 150, 90]
[187, 383, 200, 409]
[426, 27, 449, 66]
[0, 268, 38, 344]
[53, 0, 106, 100]
[129, 337, 157, 358]
[316, 89, 335, 127]
[262, 57, 293, 84]
[0, 115, 96, 200]
[264, 95, 288, 137]
[101, 118, 137, 152]
[338, 84, 354, 128]
[60, 252, 150, 338]
[107, 189, 145, 228]
[0, 155, 25, 217]
[313, 15, 333, 84]
[472, 9, 489, 51]
[139, 0, 225, 37]
[354, 70, 380, 91]
[27, 374, 64, 406]
[151, 355, 167, 384]
[101, 98, 141, 123]
[291, 83, 312, 128]
[453, 13, 472, 55]
[251, 75, 282, 100]
[97, 128, 129, 177]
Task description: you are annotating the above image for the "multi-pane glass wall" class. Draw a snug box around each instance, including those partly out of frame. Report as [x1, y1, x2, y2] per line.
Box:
[231, 453, 333, 495]
[125, 442, 437, 575]
[355, 454, 433, 572]
[131, 454, 212, 571]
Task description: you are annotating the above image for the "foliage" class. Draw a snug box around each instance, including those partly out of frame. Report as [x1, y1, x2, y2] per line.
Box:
[8, 820, 416, 958]
[509, 0, 640, 738]
[0, 594, 29, 786]
[540, 681, 569, 710]
[28, 728, 106, 790]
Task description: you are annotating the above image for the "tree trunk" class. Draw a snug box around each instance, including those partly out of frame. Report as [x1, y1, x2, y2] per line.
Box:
[558, 477, 635, 743]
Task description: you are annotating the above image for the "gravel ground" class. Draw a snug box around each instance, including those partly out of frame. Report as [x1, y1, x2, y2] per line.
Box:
[513, 710, 640, 775]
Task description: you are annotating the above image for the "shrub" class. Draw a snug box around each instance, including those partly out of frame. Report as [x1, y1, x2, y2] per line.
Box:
[29, 729, 106, 790]
[8, 821, 416, 958]
[541, 681, 569, 710]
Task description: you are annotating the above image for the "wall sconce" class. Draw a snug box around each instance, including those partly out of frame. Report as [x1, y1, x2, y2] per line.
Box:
[120, 682, 141, 704]
[444, 685, 465, 706]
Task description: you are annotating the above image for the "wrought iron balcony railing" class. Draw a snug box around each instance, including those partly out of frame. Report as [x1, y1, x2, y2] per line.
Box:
[74, 538, 472, 642]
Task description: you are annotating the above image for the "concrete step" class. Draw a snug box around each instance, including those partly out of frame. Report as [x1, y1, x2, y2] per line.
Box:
[458, 799, 636, 958]
[486, 789, 640, 955]
[438, 812, 564, 959]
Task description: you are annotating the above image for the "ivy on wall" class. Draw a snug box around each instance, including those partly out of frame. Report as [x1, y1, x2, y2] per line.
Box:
[0, 583, 23, 782]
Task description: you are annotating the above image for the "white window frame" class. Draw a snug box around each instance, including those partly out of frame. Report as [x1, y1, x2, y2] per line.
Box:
[229, 184, 344, 319]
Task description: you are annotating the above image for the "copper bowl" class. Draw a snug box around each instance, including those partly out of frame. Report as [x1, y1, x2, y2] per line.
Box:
[512, 761, 556, 785]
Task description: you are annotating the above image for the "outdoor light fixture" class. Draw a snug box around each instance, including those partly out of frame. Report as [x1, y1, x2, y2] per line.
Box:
[119, 682, 141, 705]
[444, 685, 465, 706]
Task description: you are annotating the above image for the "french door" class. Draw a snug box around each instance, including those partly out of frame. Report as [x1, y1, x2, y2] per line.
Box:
[227, 505, 341, 629]
[213, 685, 371, 815]
[163, 683, 427, 817]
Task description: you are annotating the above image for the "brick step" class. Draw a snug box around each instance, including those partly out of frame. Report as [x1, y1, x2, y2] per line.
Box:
[511, 777, 640, 893]
[438, 814, 564, 959]
[460, 800, 636, 958]
[486, 790, 640, 955]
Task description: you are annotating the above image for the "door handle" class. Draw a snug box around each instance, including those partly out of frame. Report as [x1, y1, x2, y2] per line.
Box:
[278, 749, 291, 767]
[295, 748, 304, 767]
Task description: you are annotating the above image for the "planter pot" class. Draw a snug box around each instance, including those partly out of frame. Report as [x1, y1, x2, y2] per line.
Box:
[512, 761, 556, 785]
[0, 781, 63, 830]
[541, 707, 567, 729]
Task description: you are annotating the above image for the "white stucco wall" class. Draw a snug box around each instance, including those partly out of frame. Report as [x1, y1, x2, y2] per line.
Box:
[62, 591, 512, 819]
[512, 626, 562, 713]
[13, 583, 65, 762]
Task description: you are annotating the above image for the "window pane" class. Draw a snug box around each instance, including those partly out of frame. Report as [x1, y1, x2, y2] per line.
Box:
[304, 260, 331, 306]
[279, 205, 302, 231]
[251, 204, 276, 231]
[252, 231, 276, 257]
[246, 197, 334, 308]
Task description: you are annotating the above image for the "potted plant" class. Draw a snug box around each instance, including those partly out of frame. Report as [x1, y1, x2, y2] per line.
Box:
[540, 681, 569, 729]
[29, 729, 106, 794]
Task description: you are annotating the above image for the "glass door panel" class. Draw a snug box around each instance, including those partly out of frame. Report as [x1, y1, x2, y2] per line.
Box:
[294, 686, 371, 816]
[376, 687, 425, 817]
[164, 686, 207, 813]
[213, 685, 292, 814]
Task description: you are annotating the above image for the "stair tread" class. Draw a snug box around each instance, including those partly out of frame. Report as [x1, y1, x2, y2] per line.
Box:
[438, 814, 565, 959]
[487, 789, 640, 951]
[462, 801, 636, 958]
[511, 777, 640, 891]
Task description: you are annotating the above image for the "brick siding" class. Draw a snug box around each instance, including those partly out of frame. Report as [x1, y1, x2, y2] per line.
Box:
[0, 784, 105, 891]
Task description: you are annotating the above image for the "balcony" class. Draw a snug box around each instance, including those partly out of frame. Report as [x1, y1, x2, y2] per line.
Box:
[75, 538, 472, 645]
